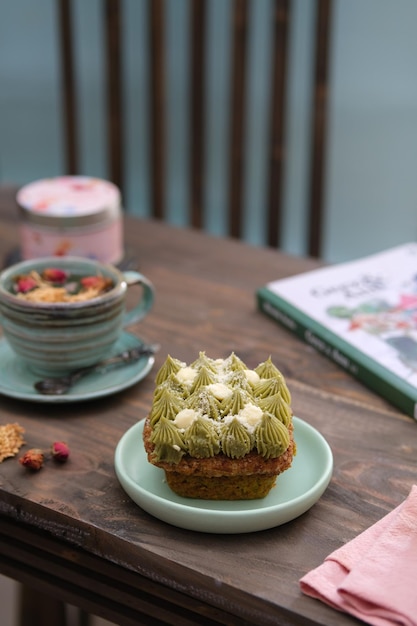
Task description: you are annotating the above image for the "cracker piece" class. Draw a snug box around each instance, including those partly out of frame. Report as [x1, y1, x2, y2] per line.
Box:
[0, 423, 26, 462]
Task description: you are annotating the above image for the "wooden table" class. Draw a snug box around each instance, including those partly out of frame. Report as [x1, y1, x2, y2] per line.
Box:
[0, 185, 416, 626]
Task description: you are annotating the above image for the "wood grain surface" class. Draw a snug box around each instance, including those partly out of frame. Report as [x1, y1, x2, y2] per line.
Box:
[0, 186, 416, 626]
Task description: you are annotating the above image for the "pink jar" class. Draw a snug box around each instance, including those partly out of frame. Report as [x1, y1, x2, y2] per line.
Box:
[17, 176, 124, 264]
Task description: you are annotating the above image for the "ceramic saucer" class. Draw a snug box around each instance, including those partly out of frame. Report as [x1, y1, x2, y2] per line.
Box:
[115, 417, 333, 534]
[0, 332, 155, 403]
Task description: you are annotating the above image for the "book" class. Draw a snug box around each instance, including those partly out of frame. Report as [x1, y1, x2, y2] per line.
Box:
[256, 243, 417, 420]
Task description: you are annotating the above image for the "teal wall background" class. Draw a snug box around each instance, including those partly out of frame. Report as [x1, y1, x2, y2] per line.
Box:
[1, 0, 417, 263]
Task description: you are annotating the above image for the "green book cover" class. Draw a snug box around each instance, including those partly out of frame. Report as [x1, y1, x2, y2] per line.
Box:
[256, 243, 417, 420]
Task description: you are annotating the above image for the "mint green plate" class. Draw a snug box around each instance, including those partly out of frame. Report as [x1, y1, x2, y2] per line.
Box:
[0, 332, 155, 403]
[114, 417, 333, 534]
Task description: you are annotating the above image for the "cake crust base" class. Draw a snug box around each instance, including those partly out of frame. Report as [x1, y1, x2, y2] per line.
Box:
[165, 471, 278, 500]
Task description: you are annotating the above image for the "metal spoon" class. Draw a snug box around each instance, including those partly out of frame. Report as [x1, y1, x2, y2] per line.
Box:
[34, 343, 160, 395]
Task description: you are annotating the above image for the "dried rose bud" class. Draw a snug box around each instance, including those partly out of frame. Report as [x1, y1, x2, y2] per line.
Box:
[15, 276, 37, 293]
[80, 276, 112, 291]
[19, 448, 44, 471]
[51, 441, 70, 463]
[42, 268, 68, 283]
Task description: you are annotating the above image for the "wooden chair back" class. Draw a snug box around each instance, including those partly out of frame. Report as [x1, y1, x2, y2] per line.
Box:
[58, 0, 332, 257]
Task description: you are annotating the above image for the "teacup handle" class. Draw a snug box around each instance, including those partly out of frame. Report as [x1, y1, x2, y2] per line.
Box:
[122, 271, 155, 327]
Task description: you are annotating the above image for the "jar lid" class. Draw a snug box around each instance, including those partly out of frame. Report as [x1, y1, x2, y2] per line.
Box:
[17, 176, 121, 227]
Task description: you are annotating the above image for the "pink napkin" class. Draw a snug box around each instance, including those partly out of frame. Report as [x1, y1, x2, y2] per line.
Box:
[300, 485, 417, 626]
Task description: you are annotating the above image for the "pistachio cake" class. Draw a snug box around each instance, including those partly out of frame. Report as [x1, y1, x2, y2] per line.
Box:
[143, 352, 296, 500]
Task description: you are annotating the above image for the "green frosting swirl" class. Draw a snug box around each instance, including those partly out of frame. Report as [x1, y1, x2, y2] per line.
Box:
[258, 393, 292, 427]
[221, 387, 248, 416]
[277, 377, 291, 404]
[191, 351, 217, 373]
[221, 418, 252, 458]
[190, 365, 215, 393]
[224, 352, 247, 372]
[149, 386, 183, 426]
[253, 378, 291, 405]
[227, 369, 251, 391]
[255, 357, 291, 403]
[184, 418, 220, 458]
[255, 356, 281, 378]
[253, 377, 282, 399]
[255, 413, 290, 459]
[187, 390, 221, 420]
[156, 372, 188, 399]
[150, 417, 186, 462]
[155, 354, 184, 385]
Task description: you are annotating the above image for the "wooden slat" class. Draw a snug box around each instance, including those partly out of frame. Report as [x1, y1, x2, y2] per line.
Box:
[149, 0, 166, 220]
[2, 518, 245, 626]
[228, 0, 248, 239]
[57, 0, 78, 174]
[308, 0, 333, 257]
[190, 0, 206, 229]
[104, 0, 124, 193]
[266, 0, 290, 248]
